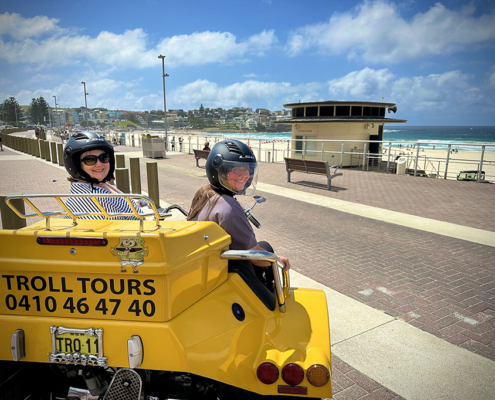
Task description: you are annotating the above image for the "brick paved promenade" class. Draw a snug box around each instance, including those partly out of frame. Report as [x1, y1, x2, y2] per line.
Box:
[1, 133, 494, 399]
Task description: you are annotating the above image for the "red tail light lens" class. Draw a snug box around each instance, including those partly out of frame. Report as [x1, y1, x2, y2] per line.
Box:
[36, 237, 108, 246]
[257, 362, 279, 384]
[282, 363, 304, 386]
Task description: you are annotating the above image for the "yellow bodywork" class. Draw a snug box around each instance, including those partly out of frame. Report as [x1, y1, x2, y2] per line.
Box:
[0, 218, 332, 398]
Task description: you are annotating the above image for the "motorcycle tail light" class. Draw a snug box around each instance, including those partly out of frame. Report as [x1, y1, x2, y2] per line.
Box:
[37, 237, 108, 246]
[306, 364, 330, 387]
[282, 363, 304, 386]
[257, 362, 279, 384]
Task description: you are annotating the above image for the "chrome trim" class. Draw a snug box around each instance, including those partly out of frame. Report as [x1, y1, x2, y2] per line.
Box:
[220, 250, 288, 313]
[49, 325, 107, 367]
[5, 194, 171, 232]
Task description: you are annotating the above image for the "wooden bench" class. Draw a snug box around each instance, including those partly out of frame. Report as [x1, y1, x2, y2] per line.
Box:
[193, 149, 210, 167]
[284, 158, 343, 190]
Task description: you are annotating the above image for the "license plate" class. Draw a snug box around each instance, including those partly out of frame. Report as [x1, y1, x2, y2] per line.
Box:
[55, 332, 99, 355]
[49, 326, 107, 367]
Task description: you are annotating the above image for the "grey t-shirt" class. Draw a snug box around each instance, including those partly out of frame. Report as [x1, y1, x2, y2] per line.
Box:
[196, 194, 257, 250]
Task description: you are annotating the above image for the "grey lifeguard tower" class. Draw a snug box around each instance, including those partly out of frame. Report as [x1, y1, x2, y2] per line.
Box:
[276, 101, 407, 167]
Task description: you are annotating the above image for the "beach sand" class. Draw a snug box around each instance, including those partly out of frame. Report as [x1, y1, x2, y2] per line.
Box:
[114, 129, 495, 181]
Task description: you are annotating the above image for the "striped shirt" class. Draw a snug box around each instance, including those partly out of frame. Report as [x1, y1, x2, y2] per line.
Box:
[65, 182, 142, 220]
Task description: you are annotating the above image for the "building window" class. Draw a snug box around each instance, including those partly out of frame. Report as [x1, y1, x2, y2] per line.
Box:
[305, 135, 317, 155]
[379, 108, 385, 117]
[371, 107, 379, 116]
[295, 135, 303, 154]
[294, 108, 304, 117]
[320, 106, 334, 117]
[363, 107, 371, 116]
[306, 107, 318, 117]
[336, 106, 350, 116]
[351, 106, 362, 116]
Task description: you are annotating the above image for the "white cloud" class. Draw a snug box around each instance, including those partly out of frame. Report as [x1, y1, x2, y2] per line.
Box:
[328, 67, 394, 97]
[168, 79, 319, 109]
[489, 65, 495, 87]
[0, 20, 278, 68]
[326, 67, 482, 111]
[0, 12, 64, 40]
[286, 1, 495, 62]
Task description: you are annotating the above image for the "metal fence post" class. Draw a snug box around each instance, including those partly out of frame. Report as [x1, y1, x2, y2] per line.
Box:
[0, 195, 27, 229]
[340, 141, 344, 166]
[115, 168, 130, 193]
[478, 146, 486, 183]
[414, 144, 420, 177]
[444, 145, 451, 180]
[130, 158, 142, 194]
[362, 143, 367, 171]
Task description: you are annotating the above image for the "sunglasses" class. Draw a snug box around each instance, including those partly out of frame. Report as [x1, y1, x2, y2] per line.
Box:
[81, 153, 110, 166]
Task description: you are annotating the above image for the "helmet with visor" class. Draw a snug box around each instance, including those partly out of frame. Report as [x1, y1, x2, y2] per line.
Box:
[206, 139, 258, 196]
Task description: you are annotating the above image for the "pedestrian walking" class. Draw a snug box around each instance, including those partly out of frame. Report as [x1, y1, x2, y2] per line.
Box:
[179, 137, 183, 152]
[0, 129, 3, 151]
[171, 136, 175, 151]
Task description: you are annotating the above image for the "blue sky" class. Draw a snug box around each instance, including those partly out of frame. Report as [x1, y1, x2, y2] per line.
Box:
[1, 0, 494, 125]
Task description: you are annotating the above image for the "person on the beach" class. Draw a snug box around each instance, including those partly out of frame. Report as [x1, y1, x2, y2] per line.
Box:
[187, 139, 290, 286]
[171, 136, 175, 151]
[0, 129, 3, 151]
[179, 136, 183, 152]
[63, 131, 145, 220]
[203, 141, 211, 151]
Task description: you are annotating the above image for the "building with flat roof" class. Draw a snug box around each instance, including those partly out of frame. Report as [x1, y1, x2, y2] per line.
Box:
[275, 100, 406, 166]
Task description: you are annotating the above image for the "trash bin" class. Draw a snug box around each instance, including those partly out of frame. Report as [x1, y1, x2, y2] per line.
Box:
[396, 157, 407, 175]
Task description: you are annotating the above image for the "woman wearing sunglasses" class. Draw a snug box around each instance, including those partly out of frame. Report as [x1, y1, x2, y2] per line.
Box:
[63, 131, 144, 220]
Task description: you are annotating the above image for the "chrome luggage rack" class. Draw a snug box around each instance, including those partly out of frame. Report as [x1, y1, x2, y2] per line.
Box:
[5, 193, 172, 232]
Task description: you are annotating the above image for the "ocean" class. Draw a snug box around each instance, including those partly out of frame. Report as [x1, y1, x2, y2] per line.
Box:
[203, 126, 495, 153]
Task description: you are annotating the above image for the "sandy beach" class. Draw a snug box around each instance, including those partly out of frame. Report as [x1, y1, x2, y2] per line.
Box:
[111, 129, 495, 181]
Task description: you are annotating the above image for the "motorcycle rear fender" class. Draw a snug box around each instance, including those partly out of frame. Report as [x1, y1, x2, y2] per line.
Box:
[0, 273, 332, 398]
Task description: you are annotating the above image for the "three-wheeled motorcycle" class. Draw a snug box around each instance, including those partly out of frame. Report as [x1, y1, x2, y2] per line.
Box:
[0, 193, 332, 399]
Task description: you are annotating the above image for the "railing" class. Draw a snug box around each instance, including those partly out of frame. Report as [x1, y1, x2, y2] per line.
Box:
[10, 129, 493, 183]
[5, 194, 171, 232]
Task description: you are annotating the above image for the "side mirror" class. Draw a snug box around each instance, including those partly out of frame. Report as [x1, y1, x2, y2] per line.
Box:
[253, 195, 266, 204]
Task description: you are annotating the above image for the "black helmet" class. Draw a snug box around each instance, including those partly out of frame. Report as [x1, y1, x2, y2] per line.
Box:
[64, 131, 115, 184]
[206, 139, 258, 196]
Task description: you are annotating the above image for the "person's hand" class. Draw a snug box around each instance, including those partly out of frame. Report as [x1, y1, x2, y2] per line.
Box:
[279, 256, 291, 272]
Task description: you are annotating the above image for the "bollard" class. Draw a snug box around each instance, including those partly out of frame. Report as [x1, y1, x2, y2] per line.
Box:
[115, 168, 130, 194]
[146, 162, 160, 208]
[0, 195, 27, 230]
[44, 141, 51, 162]
[51, 142, 58, 164]
[116, 154, 125, 168]
[29, 138, 35, 156]
[40, 139, 46, 159]
[35, 138, 41, 158]
[57, 143, 64, 166]
[130, 158, 141, 194]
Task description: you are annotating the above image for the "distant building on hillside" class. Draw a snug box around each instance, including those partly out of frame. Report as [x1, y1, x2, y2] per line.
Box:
[274, 100, 406, 166]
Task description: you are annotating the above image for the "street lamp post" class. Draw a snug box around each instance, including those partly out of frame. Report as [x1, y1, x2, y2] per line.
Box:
[11, 95, 18, 127]
[158, 55, 169, 150]
[52, 95, 59, 130]
[81, 81, 89, 127]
